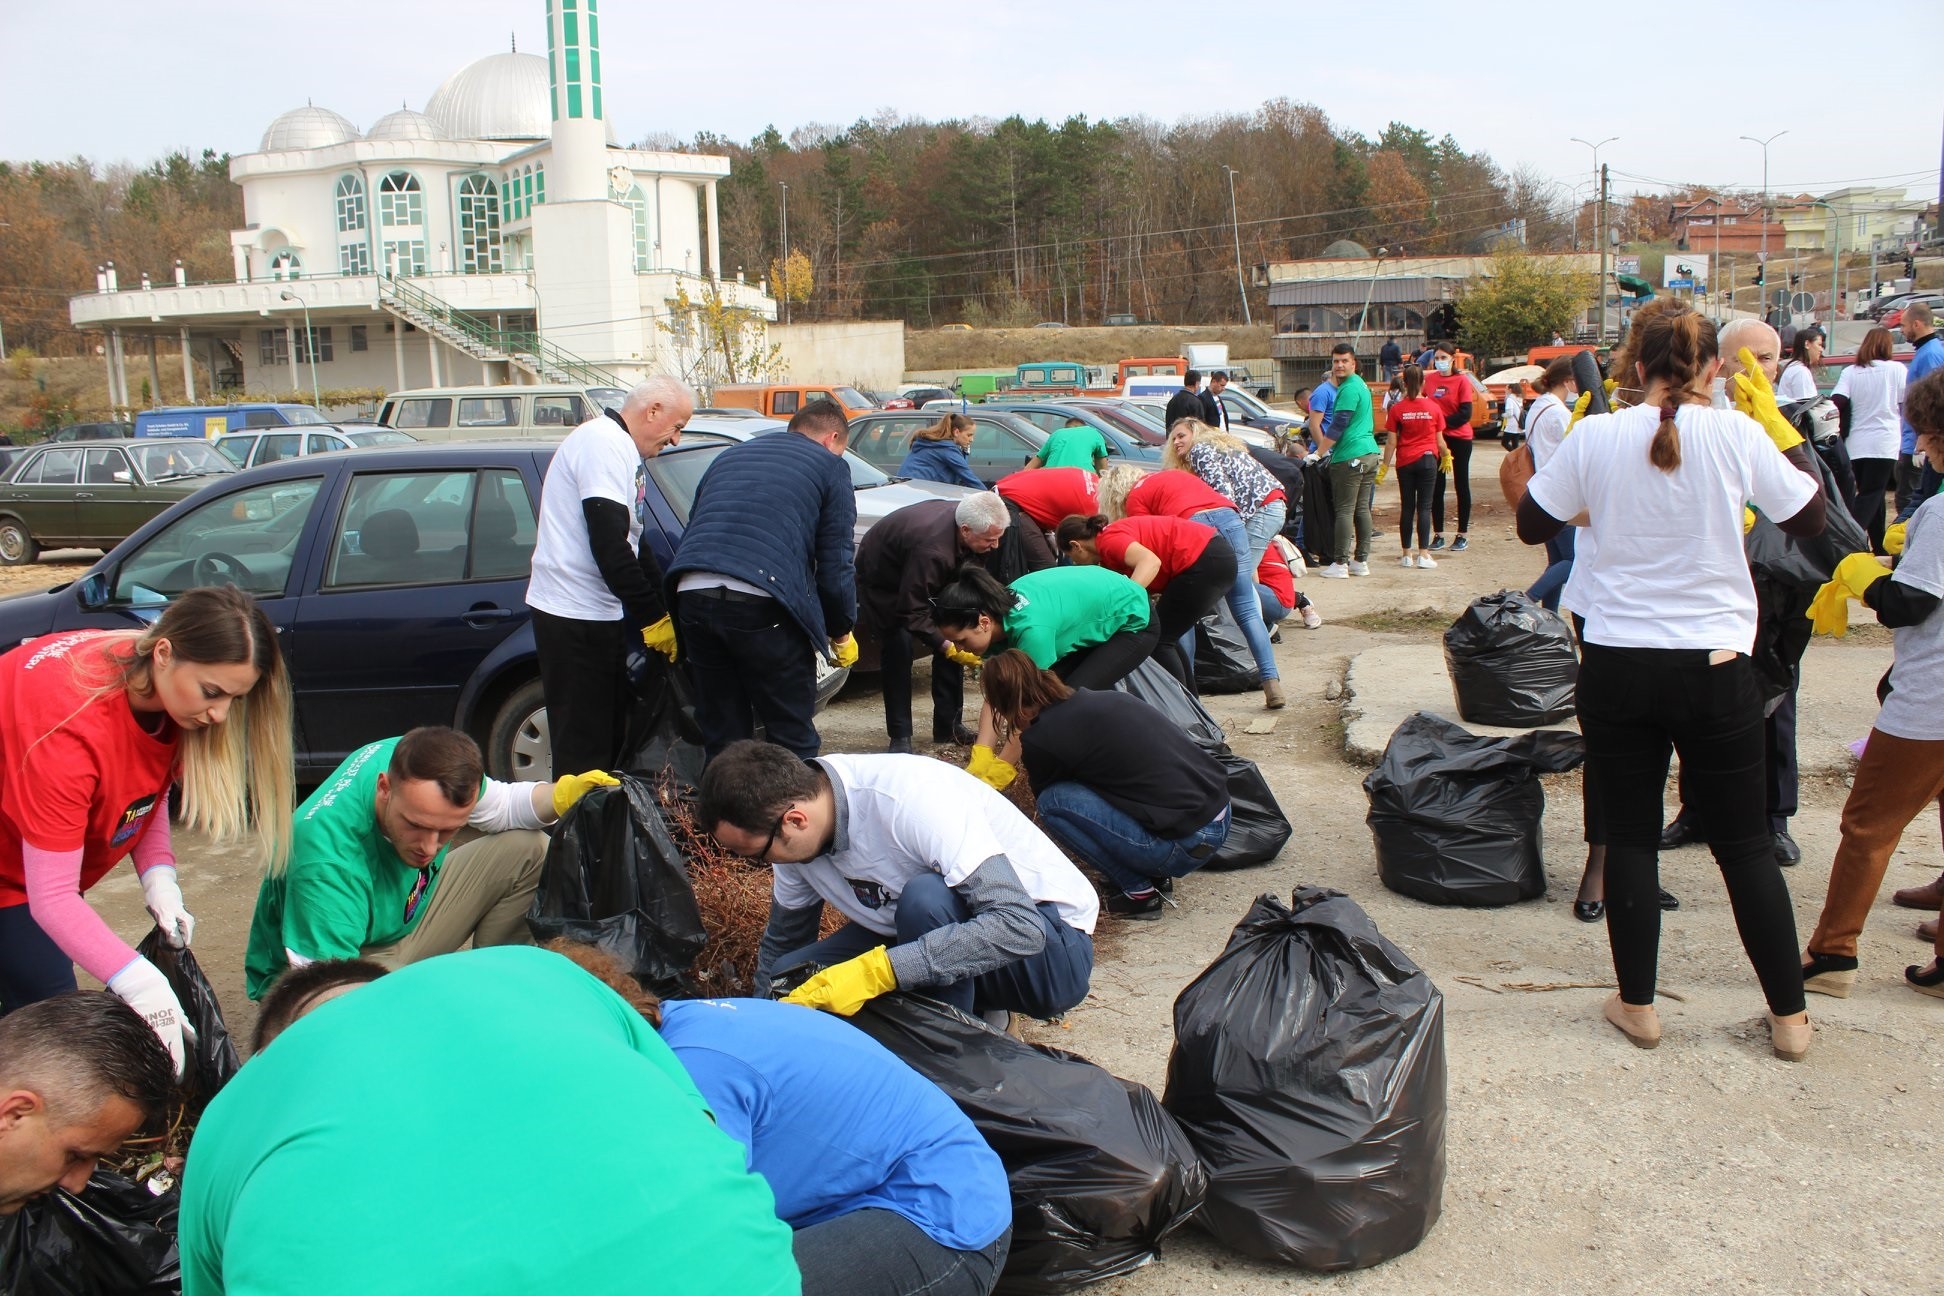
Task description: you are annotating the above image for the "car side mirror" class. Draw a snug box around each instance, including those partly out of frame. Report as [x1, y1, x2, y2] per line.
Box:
[76, 572, 109, 610]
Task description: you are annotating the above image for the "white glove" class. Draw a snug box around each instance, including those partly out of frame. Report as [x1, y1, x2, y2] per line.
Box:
[107, 957, 191, 1079]
[140, 865, 195, 948]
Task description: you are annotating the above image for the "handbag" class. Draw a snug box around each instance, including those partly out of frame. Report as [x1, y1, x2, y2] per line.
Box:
[1497, 441, 1534, 509]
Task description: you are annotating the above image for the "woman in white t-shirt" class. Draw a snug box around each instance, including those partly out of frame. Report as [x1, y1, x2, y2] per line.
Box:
[1775, 327, 1823, 405]
[1832, 327, 1908, 551]
[1520, 302, 1828, 1062]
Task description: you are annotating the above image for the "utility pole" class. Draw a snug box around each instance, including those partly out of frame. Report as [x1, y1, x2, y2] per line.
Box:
[1740, 130, 1787, 283]
[1598, 164, 1610, 344]
[1222, 165, 1251, 325]
[778, 181, 790, 326]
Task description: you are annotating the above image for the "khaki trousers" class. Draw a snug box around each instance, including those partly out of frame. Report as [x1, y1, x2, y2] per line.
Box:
[363, 828, 547, 968]
[1808, 729, 1944, 960]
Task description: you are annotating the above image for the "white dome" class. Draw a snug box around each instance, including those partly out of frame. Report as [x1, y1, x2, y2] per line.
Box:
[425, 51, 617, 143]
[260, 104, 360, 151]
[366, 108, 447, 143]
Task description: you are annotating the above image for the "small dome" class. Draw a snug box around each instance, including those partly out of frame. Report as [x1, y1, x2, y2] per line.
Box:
[1318, 239, 1373, 260]
[425, 51, 618, 143]
[260, 104, 360, 152]
[366, 108, 447, 143]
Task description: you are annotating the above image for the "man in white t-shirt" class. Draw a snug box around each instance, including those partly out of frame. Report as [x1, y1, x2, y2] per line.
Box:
[525, 377, 693, 778]
[701, 740, 1097, 1026]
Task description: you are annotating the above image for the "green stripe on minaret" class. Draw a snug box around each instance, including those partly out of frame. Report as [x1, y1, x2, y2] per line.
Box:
[546, 0, 559, 121]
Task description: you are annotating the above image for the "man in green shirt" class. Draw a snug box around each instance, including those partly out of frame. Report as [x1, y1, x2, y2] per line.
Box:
[242, 726, 614, 1000]
[1315, 343, 1379, 578]
[1027, 418, 1109, 472]
[179, 946, 799, 1295]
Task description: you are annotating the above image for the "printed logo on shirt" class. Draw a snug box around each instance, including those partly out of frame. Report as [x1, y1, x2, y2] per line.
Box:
[845, 878, 893, 910]
[403, 867, 433, 923]
[110, 793, 160, 847]
[633, 461, 648, 528]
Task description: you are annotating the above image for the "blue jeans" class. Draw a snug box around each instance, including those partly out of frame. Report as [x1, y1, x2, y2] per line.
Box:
[768, 874, 1093, 1019]
[794, 1209, 1010, 1296]
[1036, 782, 1230, 896]
[1257, 582, 1290, 625]
[1190, 506, 1279, 681]
[1527, 526, 1576, 612]
[0, 903, 79, 1015]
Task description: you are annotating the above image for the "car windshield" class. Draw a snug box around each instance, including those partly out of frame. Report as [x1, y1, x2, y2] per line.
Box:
[588, 387, 627, 413]
[281, 406, 330, 425]
[133, 441, 231, 480]
[833, 387, 874, 409]
[346, 430, 417, 446]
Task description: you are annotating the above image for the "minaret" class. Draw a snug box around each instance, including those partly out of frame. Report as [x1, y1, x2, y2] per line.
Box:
[545, 0, 606, 202]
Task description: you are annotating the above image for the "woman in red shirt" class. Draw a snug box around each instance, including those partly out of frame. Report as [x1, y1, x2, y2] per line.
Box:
[1380, 364, 1450, 568]
[0, 585, 294, 1073]
[1422, 342, 1477, 551]
[1056, 513, 1234, 692]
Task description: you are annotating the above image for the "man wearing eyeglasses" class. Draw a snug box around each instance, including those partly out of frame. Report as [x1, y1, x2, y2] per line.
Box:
[700, 740, 1097, 1029]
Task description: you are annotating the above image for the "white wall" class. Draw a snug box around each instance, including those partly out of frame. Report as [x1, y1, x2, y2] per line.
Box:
[771, 322, 906, 390]
[235, 316, 500, 397]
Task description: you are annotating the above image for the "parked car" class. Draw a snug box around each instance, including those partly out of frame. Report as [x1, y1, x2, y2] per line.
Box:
[0, 438, 234, 565]
[376, 384, 629, 441]
[1104, 313, 1141, 327]
[0, 420, 969, 781]
[216, 425, 418, 470]
[898, 386, 956, 409]
[847, 409, 1047, 486]
[46, 421, 134, 443]
[1047, 397, 1179, 448]
[134, 404, 331, 439]
[977, 401, 1164, 466]
[711, 384, 877, 421]
[1032, 321, 1070, 329]
[1883, 295, 1944, 331]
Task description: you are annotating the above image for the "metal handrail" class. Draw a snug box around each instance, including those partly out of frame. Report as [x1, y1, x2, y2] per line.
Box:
[378, 276, 625, 387]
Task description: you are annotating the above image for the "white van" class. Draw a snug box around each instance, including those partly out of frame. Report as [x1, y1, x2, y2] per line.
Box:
[1121, 376, 1186, 399]
[375, 384, 629, 441]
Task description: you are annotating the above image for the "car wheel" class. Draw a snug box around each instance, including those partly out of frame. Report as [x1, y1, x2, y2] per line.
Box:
[813, 652, 848, 712]
[0, 518, 38, 567]
[486, 678, 551, 783]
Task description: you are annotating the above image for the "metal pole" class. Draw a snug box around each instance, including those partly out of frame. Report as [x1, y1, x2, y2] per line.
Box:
[778, 181, 790, 327]
[1222, 165, 1250, 325]
[1598, 164, 1610, 344]
[280, 291, 320, 408]
[1740, 131, 1787, 283]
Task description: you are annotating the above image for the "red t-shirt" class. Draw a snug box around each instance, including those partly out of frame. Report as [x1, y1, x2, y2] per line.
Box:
[1126, 470, 1237, 520]
[1387, 397, 1445, 463]
[1096, 516, 1217, 591]
[1420, 372, 1475, 441]
[0, 632, 178, 908]
[1257, 545, 1295, 609]
[996, 467, 1099, 531]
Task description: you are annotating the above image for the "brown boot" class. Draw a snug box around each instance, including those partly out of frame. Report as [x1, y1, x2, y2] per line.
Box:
[1263, 678, 1286, 709]
[1893, 872, 1944, 910]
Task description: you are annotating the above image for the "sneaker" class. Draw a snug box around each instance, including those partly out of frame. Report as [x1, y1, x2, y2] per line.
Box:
[1369, 529, 1386, 540]
[1398, 554, 1415, 568]
[1107, 889, 1164, 920]
[1300, 606, 1323, 629]
[1430, 536, 1447, 550]
[1318, 563, 1349, 579]
[1451, 536, 1469, 552]
[1415, 553, 1437, 569]
[1347, 560, 1370, 576]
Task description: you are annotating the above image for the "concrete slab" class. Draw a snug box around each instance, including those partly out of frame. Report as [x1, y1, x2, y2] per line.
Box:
[1342, 640, 1891, 776]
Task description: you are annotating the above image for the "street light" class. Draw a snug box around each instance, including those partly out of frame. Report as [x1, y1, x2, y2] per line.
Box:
[278, 290, 321, 409]
[1221, 165, 1251, 325]
[1740, 130, 1788, 277]
[778, 181, 790, 326]
[1569, 137, 1617, 251]
[1570, 137, 1617, 341]
[1358, 248, 1391, 339]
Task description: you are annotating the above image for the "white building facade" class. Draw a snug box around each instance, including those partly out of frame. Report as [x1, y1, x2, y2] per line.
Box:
[71, 0, 772, 407]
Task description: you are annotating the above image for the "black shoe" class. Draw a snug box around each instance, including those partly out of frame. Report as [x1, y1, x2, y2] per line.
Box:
[932, 722, 977, 747]
[1905, 960, 1944, 999]
[1450, 536, 1469, 552]
[1774, 831, 1802, 866]
[1659, 817, 1703, 850]
[1107, 889, 1164, 920]
[1154, 876, 1174, 895]
[1370, 528, 1386, 540]
[1270, 628, 1283, 644]
[887, 736, 914, 754]
[1659, 889, 1679, 911]
[1429, 536, 1447, 550]
[1804, 951, 1859, 998]
[1574, 899, 1604, 922]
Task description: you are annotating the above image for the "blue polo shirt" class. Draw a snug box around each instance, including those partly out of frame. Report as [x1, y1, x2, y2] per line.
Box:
[1309, 381, 1337, 422]
[660, 998, 1012, 1251]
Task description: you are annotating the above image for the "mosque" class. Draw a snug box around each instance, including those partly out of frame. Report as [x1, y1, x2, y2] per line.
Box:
[69, 0, 773, 405]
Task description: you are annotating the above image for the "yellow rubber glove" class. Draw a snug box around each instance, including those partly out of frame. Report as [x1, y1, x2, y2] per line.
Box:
[1730, 350, 1804, 452]
[1806, 579, 1851, 636]
[1885, 521, 1908, 556]
[966, 744, 1017, 790]
[552, 769, 620, 818]
[781, 946, 897, 1016]
[830, 634, 860, 668]
[943, 645, 982, 669]
[1376, 463, 1390, 486]
[1743, 505, 1757, 535]
[1831, 551, 1892, 600]
[1565, 379, 1619, 434]
[1437, 450, 1453, 474]
[641, 615, 678, 662]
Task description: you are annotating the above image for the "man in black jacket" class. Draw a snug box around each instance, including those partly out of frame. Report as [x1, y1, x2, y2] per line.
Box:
[525, 377, 692, 778]
[1164, 370, 1204, 432]
[1198, 371, 1232, 430]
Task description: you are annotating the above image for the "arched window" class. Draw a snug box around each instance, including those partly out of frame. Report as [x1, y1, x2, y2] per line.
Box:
[377, 171, 423, 227]
[268, 249, 302, 281]
[458, 175, 503, 274]
[335, 174, 366, 233]
[627, 184, 651, 272]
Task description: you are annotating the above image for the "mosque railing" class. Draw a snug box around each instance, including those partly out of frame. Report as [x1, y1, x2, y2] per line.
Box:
[378, 276, 625, 388]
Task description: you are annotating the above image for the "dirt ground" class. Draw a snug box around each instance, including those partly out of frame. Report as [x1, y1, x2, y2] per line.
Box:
[14, 453, 1943, 1295]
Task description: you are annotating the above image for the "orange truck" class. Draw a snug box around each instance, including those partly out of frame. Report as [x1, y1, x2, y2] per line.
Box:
[710, 383, 877, 421]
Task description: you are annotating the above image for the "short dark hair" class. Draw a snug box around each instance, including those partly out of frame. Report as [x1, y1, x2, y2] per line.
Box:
[1210, 370, 1228, 383]
[0, 993, 173, 1128]
[1906, 367, 1944, 441]
[388, 727, 484, 807]
[1183, 369, 1201, 385]
[1330, 343, 1355, 359]
[1434, 340, 1457, 356]
[252, 959, 389, 1053]
[788, 399, 850, 442]
[698, 740, 823, 835]
[928, 563, 1016, 632]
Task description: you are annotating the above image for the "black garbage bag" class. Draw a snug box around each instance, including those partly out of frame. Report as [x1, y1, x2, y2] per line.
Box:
[1364, 712, 1585, 906]
[618, 652, 705, 787]
[1744, 448, 1869, 594]
[526, 774, 707, 994]
[1192, 604, 1260, 694]
[1442, 590, 1578, 727]
[848, 993, 1206, 1294]
[1163, 887, 1447, 1272]
[1113, 662, 1291, 869]
[1299, 459, 1336, 567]
[0, 1171, 179, 1296]
[135, 931, 238, 1112]
[1246, 444, 1306, 542]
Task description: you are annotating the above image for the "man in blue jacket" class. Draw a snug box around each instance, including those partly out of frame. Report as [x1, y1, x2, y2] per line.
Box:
[670, 400, 859, 760]
[1894, 302, 1943, 518]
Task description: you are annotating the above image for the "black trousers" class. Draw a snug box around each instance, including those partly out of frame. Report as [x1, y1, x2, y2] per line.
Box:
[677, 589, 820, 762]
[1396, 454, 1436, 550]
[1151, 539, 1236, 691]
[1577, 642, 1805, 1016]
[1850, 456, 1895, 553]
[880, 628, 965, 740]
[531, 607, 631, 780]
[1670, 679, 1800, 835]
[1051, 622, 1163, 691]
[1432, 437, 1474, 536]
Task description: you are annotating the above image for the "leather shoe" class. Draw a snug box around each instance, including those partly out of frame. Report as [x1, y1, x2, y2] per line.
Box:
[1659, 889, 1680, 911]
[1659, 816, 1703, 850]
[1893, 872, 1944, 910]
[1773, 831, 1801, 866]
[932, 722, 977, 747]
[1574, 899, 1604, 923]
[1603, 993, 1661, 1049]
[887, 736, 914, 754]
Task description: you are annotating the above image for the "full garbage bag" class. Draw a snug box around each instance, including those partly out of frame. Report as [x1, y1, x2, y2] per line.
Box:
[1298, 459, 1336, 568]
[0, 1172, 179, 1296]
[526, 774, 708, 995]
[1192, 605, 1260, 695]
[136, 930, 238, 1112]
[1442, 590, 1578, 727]
[1163, 887, 1447, 1271]
[1744, 449, 1869, 594]
[619, 651, 705, 787]
[848, 993, 1206, 1295]
[1113, 662, 1291, 869]
[1364, 712, 1585, 906]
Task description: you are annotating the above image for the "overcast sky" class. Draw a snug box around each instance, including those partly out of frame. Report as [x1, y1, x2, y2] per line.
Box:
[5, 0, 1937, 205]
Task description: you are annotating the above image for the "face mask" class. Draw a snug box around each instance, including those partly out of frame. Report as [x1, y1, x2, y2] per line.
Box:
[1710, 376, 1730, 410]
[1434, 358, 1452, 375]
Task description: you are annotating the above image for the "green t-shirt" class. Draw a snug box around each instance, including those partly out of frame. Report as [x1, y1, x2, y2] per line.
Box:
[1002, 565, 1151, 668]
[179, 947, 798, 1296]
[243, 737, 465, 1000]
[1037, 426, 1108, 470]
[1327, 373, 1379, 461]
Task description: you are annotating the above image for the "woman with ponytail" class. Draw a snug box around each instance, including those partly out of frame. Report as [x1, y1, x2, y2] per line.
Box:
[1055, 511, 1233, 692]
[0, 585, 294, 1073]
[928, 563, 1157, 691]
[1518, 302, 1828, 1061]
[897, 413, 984, 489]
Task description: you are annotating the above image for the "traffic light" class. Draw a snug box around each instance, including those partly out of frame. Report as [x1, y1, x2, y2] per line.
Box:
[1754, 266, 1765, 286]
[1908, 255, 1919, 278]
[1790, 272, 1800, 287]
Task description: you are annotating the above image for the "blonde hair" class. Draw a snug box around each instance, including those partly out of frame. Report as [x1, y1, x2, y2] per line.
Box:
[914, 413, 973, 442]
[1161, 417, 1250, 471]
[51, 587, 294, 872]
[1094, 463, 1143, 520]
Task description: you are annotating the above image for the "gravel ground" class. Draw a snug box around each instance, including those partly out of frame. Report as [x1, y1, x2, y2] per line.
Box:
[20, 463, 1943, 1295]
